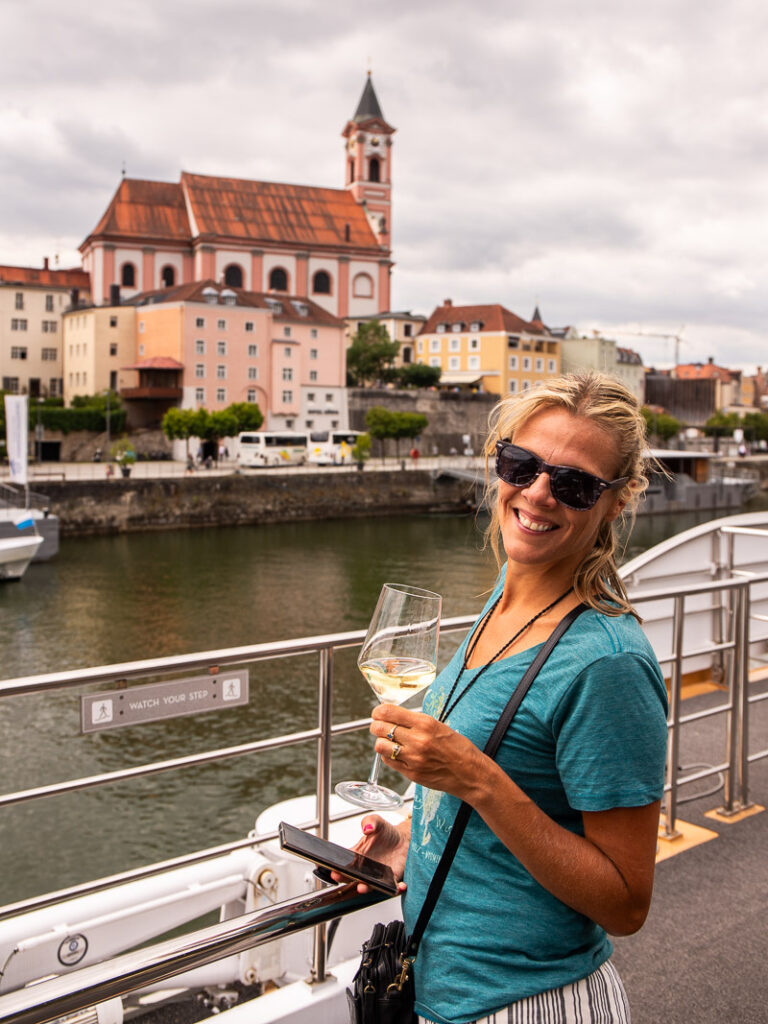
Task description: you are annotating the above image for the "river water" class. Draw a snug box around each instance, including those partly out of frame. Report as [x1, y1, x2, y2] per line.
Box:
[0, 505, 763, 905]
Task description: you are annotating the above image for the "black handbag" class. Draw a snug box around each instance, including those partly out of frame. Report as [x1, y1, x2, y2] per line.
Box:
[346, 605, 587, 1024]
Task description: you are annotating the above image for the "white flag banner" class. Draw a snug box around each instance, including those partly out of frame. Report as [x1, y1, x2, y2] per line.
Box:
[4, 394, 28, 485]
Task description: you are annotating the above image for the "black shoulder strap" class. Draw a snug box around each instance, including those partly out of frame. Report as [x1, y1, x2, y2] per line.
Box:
[406, 603, 588, 957]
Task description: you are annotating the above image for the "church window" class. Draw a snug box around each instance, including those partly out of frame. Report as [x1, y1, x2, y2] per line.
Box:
[121, 263, 136, 288]
[312, 271, 331, 295]
[353, 273, 373, 298]
[224, 264, 243, 288]
[161, 265, 175, 287]
[402, 346, 412, 364]
[269, 267, 289, 292]
[369, 156, 381, 182]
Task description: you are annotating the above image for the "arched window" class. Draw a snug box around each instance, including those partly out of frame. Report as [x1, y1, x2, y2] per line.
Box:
[121, 263, 136, 288]
[369, 156, 381, 182]
[312, 270, 331, 295]
[161, 265, 175, 287]
[352, 273, 374, 298]
[224, 264, 243, 288]
[269, 267, 288, 292]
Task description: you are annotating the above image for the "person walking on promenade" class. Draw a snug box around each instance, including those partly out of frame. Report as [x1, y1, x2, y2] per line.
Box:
[345, 373, 669, 1024]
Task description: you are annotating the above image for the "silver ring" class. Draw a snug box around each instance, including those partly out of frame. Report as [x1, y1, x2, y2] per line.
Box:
[391, 742, 402, 761]
[386, 725, 398, 742]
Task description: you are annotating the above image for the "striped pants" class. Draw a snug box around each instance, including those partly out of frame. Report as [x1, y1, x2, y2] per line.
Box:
[419, 959, 631, 1024]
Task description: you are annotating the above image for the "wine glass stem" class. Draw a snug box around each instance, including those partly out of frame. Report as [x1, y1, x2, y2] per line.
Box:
[367, 752, 383, 787]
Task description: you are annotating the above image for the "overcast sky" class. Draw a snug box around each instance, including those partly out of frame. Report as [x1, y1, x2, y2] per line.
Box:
[1, 0, 766, 370]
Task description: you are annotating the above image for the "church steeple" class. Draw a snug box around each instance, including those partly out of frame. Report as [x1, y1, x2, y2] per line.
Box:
[342, 74, 395, 253]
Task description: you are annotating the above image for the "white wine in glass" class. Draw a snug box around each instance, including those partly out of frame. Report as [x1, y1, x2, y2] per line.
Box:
[336, 583, 441, 810]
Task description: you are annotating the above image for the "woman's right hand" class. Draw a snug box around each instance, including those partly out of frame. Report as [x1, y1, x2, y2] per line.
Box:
[331, 814, 411, 893]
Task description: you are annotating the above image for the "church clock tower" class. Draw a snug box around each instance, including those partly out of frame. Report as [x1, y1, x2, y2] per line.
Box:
[342, 73, 395, 249]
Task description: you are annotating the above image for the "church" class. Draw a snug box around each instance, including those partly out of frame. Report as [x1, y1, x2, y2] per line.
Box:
[79, 74, 395, 319]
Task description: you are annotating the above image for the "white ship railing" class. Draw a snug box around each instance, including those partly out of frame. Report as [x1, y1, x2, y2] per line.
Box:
[0, 573, 767, 1024]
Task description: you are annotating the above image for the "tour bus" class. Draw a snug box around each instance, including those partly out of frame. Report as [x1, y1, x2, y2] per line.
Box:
[306, 430, 362, 466]
[236, 431, 309, 467]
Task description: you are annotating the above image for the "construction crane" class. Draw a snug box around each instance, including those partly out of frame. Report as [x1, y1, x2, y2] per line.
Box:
[606, 326, 686, 370]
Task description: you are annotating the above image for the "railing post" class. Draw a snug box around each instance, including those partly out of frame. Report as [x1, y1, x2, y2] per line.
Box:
[738, 582, 752, 810]
[310, 646, 334, 984]
[662, 594, 685, 838]
[719, 584, 743, 815]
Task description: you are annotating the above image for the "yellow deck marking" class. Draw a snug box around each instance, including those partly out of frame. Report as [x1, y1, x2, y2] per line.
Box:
[655, 819, 718, 862]
[704, 803, 765, 825]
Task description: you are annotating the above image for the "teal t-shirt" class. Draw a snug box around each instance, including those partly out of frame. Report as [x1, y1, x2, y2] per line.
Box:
[402, 584, 668, 1024]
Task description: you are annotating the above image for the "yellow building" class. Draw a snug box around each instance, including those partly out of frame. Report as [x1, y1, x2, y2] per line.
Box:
[416, 300, 560, 395]
[62, 305, 136, 402]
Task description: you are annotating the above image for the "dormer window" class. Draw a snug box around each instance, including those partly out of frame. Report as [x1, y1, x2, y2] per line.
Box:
[221, 289, 237, 307]
[436, 324, 446, 334]
[202, 286, 218, 305]
[451, 322, 463, 333]
[470, 321, 482, 331]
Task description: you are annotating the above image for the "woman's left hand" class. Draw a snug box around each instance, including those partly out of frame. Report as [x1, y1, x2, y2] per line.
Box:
[371, 703, 486, 802]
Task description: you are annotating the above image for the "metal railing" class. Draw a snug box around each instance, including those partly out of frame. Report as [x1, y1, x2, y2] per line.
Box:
[1, 571, 767, 1023]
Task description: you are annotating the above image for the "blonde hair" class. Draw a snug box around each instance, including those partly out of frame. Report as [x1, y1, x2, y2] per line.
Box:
[482, 372, 650, 619]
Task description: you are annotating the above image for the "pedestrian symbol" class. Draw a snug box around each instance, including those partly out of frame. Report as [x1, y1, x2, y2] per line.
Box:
[222, 678, 241, 701]
[92, 699, 113, 724]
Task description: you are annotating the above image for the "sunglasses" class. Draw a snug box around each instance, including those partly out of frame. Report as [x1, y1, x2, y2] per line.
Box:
[494, 441, 629, 511]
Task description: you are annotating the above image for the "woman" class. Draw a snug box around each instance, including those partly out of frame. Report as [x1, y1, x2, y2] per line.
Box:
[348, 373, 668, 1024]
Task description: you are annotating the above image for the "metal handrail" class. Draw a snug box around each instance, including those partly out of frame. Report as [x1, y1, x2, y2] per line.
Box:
[0, 883, 390, 1024]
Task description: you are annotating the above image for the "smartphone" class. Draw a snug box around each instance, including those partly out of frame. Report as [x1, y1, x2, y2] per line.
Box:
[278, 821, 399, 895]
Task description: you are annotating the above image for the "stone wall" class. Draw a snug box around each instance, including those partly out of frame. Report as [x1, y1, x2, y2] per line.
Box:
[348, 388, 496, 457]
[42, 470, 476, 536]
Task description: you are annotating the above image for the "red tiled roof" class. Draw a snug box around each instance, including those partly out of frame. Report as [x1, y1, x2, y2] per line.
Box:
[181, 172, 379, 249]
[123, 357, 184, 370]
[675, 362, 736, 382]
[128, 280, 344, 327]
[82, 174, 382, 253]
[0, 264, 90, 289]
[418, 302, 549, 336]
[85, 179, 191, 245]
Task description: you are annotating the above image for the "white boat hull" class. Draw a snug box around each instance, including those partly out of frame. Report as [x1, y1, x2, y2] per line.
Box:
[0, 535, 44, 580]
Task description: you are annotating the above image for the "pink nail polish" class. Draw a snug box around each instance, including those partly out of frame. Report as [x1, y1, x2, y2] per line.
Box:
[362, 824, 374, 834]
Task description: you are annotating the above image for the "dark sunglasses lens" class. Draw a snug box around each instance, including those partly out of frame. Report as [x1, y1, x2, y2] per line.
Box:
[550, 468, 601, 510]
[497, 446, 539, 485]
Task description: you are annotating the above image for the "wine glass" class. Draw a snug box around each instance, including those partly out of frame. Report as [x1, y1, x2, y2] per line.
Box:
[335, 583, 442, 810]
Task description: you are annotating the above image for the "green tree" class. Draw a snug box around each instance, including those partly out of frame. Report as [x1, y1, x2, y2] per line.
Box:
[641, 406, 682, 443]
[398, 363, 441, 388]
[741, 412, 768, 442]
[205, 410, 240, 445]
[226, 402, 264, 433]
[364, 407, 428, 459]
[702, 411, 741, 437]
[161, 408, 200, 457]
[346, 321, 400, 387]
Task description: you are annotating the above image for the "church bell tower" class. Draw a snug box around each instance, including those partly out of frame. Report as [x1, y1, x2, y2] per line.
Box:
[342, 73, 395, 247]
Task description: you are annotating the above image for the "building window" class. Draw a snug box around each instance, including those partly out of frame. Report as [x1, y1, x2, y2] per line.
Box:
[548, 359, 556, 372]
[508, 336, 519, 349]
[45, 294, 54, 312]
[470, 321, 481, 331]
[307, 392, 316, 402]
[195, 364, 205, 378]
[429, 357, 441, 367]
[449, 356, 460, 370]
[352, 272, 374, 298]
[509, 355, 518, 370]
[522, 356, 531, 371]
[224, 264, 243, 288]
[42, 320, 57, 332]
[269, 267, 288, 291]
[49, 378, 61, 396]
[196, 317, 205, 328]
[138, 343, 144, 355]
[283, 326, 291, 338]
[449, 337, 460, 352]
[451, 323, 462, 333]
[402, 346, 412, 364]
[284, 346, 291, 357]
[2, 377, 20, 392]
[522, 379, 531, 390]
[417, 340, 424, 354]
[509, 380, 518, 394]
[42, 347, 57, 360]
[109, 343, 118, 356]
[217, 387, 226, 402]
[312, 270, 331, 294]
[248, 343, 258, 357]
[110, 315, 118, 327]
[310, 328, 318, 339]
[369, 155, 380, 182]
[535, 358, 543, 372]
[161, 265, 175, 287]
[468, 355, 480, 370]
[310, 348, 318, 359]
[282, 367, 293, 381]
[10, 319, 27, 331]
[403, 323, 412, 338]
[139, 321, 145, 333]
[121, 263, 136, 288]
[309, 370, 318, 381]
[11, 347, 28, 359]
[436, 324, 446, 334]
[195, 387, 205, 402]
[216, 365, 226, 379]
[282, 389, 293, 403]
[248, 366, 258, 380]
[217, 318, 226, 330]
[196, 339, 205, 354]
[247, 388, 257, 402]
[15, 292, 23, 309]
[429, 338, 440, 353]
[245, 321, 254, 332]
[217, 340, 227, 355]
